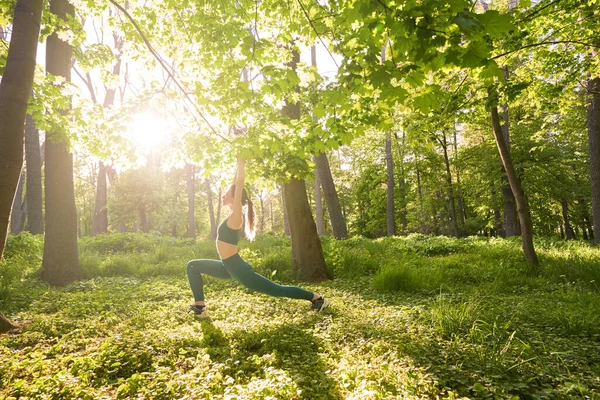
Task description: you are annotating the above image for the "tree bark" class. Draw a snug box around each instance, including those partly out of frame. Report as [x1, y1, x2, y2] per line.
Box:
[25, 114, 43, 234]
[587, 77, 600, 245]
[186, 164, 196, 238]
[0, 313, 17, 334]
[10, 169, 26, 234]
[91, 162, 108, 235]
[0, 0, 44, 259]
[138, 205, 149, 232]
[284, 178, 331, 281]
[41, 0, 82, 286]
[561, 199, 574, 240]
[452, 130, 466, 232]
[259, 190, 266, 234]
[313, 165, 325, 235]
[281, 185, 290, 236]
[394, 132, 408, 233]
[490, 105, 540, 270]
[440, 132, 459, 237]
[385, 135, 395, 237]
[314, 152, 347, 239]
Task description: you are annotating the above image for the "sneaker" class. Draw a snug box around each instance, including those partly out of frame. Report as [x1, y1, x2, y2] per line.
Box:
[311, 296, 329, 312]
[188, 304, 208, 318]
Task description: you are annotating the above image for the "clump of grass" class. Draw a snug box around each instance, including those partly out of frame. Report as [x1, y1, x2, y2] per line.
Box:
[372, 259, 443, 293]
[430, 292, 480, 339]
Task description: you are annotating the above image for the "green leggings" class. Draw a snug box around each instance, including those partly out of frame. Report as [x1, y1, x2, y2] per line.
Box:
[186, 253, 314, 302]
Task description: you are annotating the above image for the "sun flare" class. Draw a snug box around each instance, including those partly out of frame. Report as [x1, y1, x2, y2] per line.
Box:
[126, 112, 169, 152]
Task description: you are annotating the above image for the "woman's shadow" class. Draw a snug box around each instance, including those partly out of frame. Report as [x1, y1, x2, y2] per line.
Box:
[198, 318, 342, 399]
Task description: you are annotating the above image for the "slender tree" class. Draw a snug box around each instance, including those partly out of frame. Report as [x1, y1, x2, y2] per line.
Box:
[10, 169, 26, 234]
[41, 0, 82, 285]
[206, 179, 217, 240]
[25, 114, 43, 234]
[186, 164, 196, 238]
[385, 131, 395, 236]
[313, 163, 325, 235]
[490, 104, 539, 270]
[0, 0, 44, 260]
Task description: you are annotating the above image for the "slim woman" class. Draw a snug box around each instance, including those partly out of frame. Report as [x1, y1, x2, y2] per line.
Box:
[186, 158, 329, 318]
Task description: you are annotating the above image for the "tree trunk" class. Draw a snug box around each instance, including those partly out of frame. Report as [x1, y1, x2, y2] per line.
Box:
[587, 77, 600, 245]
[138, 205, 149, 232]
[25, 114, 43, 234]
[186, 164, 196, 238]
[441, 132, 459, 237]
[282, 48, 329, 280]
[394, 132, 408, 233]
[313, 165, 325, 235]
[41, 0, 82, 286]
[10, 169, 26, 234]
[0, 0, 44, 259]
[385, 131, 395, 237]
[452, 130, 466, 232]
[206, 179, 217, 240]
[281, 185, 290, 236]
[91, 162, 108, 235]
[259, 191, 266, 234]
[561, 199, 574, 240]
[284, 178, 331, 281]
[490, 104, 540, 270]
[0, 313, 17, 334]
[314, 152, 347, 239]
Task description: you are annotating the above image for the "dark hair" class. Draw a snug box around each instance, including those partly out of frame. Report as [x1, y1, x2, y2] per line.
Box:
[229, 185, 256, 241]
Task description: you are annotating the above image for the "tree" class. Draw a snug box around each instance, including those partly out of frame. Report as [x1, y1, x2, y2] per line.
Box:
[10, 169, 26, 234]
[385, 131, 395, 236]
[587, 76, 600, 245]
[186, 163, 196, 238]
[314, 153, 348, 239]
[0, 0, 44, 259]
[313, 162, 325, 235]
[25, 114, 43, 234]
[41, 0, 82, 285]
[490, 104, 539, 270]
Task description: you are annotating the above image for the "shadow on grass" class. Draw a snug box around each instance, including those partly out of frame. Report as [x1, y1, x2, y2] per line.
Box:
[197, 318, 342, 399]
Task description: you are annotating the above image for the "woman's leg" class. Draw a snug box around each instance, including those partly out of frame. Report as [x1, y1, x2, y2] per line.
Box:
[186, 259, 231, 302]
[223, 255, 314, 301]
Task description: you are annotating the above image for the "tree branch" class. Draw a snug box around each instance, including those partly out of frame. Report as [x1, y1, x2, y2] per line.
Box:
[107, 0, 229, 142]
[492, 40, 600, 60]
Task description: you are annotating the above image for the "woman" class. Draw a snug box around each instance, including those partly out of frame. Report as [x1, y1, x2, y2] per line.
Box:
[186, 158, 329, 318]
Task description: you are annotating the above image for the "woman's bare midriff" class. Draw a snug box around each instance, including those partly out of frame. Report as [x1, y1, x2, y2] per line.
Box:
[216, 240, 238, 260]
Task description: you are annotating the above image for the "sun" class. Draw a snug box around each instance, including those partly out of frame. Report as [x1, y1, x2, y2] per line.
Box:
[126, 112, 169, 152]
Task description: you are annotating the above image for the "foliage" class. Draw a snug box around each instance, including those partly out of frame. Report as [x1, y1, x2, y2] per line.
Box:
[2, 234, 600, 398]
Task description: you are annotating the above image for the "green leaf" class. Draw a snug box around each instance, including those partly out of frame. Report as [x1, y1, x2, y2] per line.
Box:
[476, 10, 515, 38]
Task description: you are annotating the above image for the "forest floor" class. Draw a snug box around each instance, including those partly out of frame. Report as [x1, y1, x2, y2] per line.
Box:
[1, 233, 600, 399]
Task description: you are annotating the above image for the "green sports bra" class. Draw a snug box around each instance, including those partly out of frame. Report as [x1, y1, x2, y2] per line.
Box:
[217, 218, 242, 245]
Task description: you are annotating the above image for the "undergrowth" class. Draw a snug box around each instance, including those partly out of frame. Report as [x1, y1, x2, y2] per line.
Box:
[1, 232, 599, 398]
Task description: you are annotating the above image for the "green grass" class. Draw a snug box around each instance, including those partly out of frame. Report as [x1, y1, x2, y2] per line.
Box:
[1, 233, 600, 398]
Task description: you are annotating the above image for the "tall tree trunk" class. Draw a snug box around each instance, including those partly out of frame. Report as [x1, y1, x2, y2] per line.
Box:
[41, 0, 82, 286]
[259, 191, 266, 234]
[440, 132, 459, 237]
[490, 104, 540, 270]
[284, 178, 331, 281]
[385, 132, 395, 236]
[501, 65, 519, 237]
[282, 48, 329, 280]
[10, 169, 26, 234]
[91, 162, 108, 235]
[587, 77, 600, 245]
[25, 114, 43, 234]
[281, 185, 290, 236]
[313, 165, 325, 235]
[314, 153, 347, 239]
[138, 205, 149, 232]
[0, 0, 44, 259]
[561, 199, 574, 240]
[206, 179, 217, 240]
[186, 164, 196, 238]
[394, 132, 407, 233]
[452, 130, 467, 232]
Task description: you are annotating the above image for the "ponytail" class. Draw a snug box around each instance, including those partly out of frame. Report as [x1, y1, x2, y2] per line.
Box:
[238, 186, 256, 241]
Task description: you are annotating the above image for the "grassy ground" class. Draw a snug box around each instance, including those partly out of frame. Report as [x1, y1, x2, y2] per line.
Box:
[1, 233, 600, 399]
